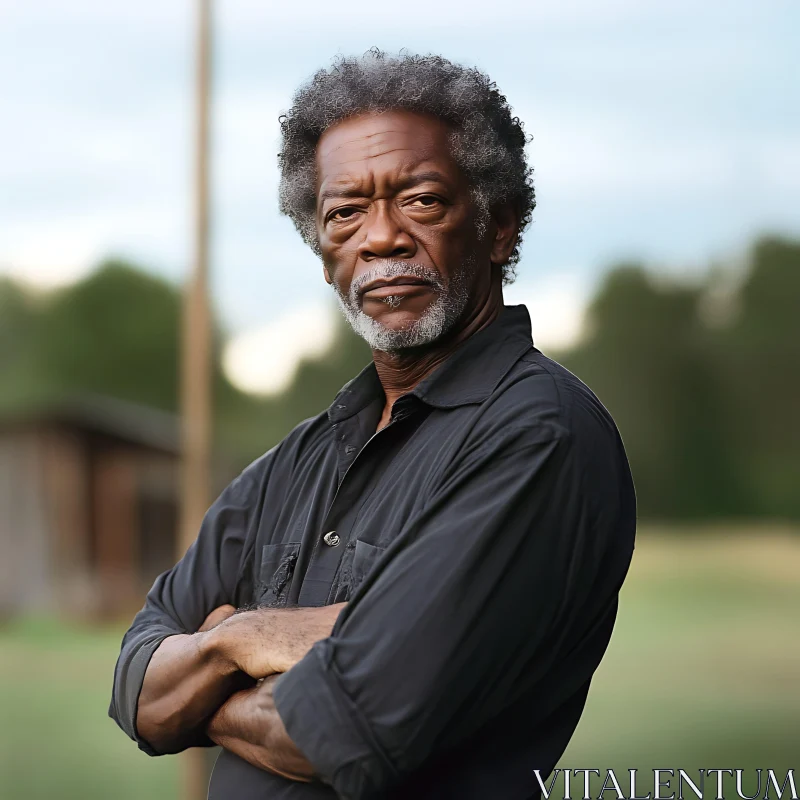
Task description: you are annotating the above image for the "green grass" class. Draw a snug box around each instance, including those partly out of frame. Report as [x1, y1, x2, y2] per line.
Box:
[1, 528, 798, 799]
[0, 619, 178, 800]
[556, 528, 800, 797]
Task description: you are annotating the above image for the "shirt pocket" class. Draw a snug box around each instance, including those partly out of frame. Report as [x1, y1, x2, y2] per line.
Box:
[349, 539, 387, 598]
[257, 542, 301, 607]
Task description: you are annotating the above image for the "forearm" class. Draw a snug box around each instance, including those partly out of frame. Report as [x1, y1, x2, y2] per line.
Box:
[136, 631, 251, 754]
[207, 676, 316, 782]
[136, 602, 345, 754]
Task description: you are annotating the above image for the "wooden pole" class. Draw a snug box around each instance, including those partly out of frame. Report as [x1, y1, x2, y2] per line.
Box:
[180, 1, 213, 797]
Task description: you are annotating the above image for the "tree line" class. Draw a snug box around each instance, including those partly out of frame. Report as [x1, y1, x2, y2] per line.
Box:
[0, 235, 797, 521]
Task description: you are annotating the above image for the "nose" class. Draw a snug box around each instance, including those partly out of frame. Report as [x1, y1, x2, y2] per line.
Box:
[357, 201, 416, 262]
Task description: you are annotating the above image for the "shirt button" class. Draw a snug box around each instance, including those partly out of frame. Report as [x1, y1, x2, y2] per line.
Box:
[323, 531, 340, 547]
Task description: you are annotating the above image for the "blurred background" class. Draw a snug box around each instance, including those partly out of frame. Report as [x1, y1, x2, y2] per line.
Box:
[1, 1, 798, 798]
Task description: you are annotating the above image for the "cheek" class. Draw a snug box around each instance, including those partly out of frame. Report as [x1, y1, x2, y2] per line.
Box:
[320, 241, 356, 293]
[412, 221, 473, 269]
[415, 203, 475, 247]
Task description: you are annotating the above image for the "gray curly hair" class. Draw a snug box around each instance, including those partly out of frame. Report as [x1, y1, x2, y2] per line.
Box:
[278, 49, 535, 283]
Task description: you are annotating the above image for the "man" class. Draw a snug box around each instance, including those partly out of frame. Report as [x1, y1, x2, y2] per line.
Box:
[110, 50, 636, 799]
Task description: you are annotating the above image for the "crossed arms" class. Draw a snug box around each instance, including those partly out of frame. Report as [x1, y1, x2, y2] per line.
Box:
[110, 422, 621, 798]
[137, 602, 345, 781]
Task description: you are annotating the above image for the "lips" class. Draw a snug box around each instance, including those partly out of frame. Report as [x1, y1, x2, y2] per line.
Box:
[359, 277, 433, 300]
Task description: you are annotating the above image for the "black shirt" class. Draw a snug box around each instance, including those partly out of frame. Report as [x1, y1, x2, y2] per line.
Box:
[109, 304, 636, 800]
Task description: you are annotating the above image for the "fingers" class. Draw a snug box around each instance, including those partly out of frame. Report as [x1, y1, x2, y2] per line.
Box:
[197, 604, 237, 632]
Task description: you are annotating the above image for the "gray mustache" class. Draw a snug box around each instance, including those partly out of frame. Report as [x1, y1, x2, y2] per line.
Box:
[349, 261, 444, 302]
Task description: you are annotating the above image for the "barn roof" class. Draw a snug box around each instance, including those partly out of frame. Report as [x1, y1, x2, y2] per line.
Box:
[0, 393, 181, 455]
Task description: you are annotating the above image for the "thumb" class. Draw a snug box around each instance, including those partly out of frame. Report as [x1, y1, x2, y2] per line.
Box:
[197, 604, 237, 632]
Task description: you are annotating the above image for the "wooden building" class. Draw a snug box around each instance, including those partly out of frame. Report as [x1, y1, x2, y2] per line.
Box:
[0, 395, 185, 620]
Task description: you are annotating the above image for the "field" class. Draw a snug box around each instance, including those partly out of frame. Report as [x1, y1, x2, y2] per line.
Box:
[1, 528, 798, 800]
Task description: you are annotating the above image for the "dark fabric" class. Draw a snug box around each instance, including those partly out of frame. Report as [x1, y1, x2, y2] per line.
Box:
[109, 305, 636, 800]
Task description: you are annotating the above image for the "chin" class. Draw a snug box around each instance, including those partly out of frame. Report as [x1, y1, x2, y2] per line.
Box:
[337, 291, 454, 351]
[368, 309, 425, 331]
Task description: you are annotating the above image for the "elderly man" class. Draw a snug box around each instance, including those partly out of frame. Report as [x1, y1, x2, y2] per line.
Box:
[110, 51, 635, 799]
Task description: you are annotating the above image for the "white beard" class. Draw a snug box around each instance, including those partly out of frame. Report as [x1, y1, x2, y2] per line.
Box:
[332, 258, 474, 353]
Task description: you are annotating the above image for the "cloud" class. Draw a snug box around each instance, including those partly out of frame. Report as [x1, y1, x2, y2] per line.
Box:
[0, 206, 189, 287]
[525, 108, 737, 203]
[504, 273, 591, 352]
[0, 227, 99, 288]
[1, 0, 798, 330]
[223, 275, 591, 400]
[223, 0, 697, 29]
[756, 136, 800, 192]
[0, 1, 188, 28]
[222, 302, 338, 395]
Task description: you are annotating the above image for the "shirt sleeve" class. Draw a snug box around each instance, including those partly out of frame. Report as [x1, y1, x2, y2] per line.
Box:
[108, 456, 265, 755]
[273, 417, 633, 799]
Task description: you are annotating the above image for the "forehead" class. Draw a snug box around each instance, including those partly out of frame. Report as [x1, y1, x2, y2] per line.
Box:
[315, 110, 459, 188]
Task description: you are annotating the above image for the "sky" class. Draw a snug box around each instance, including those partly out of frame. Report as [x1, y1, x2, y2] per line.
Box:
[1, 0, 799, 393]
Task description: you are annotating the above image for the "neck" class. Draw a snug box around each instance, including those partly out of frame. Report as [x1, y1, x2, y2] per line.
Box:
[372, 279, 504, 419]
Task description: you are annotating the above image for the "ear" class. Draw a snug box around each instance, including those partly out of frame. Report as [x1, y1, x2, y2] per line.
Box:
[323, 264, 332, 285]
[489, 203, 519, 267]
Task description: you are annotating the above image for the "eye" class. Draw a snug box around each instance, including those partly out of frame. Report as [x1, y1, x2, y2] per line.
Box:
[409, 195, 441, 208]
[328, 206, 361, 223]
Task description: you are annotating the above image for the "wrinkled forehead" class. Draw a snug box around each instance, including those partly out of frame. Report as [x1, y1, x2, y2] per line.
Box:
[315, 110, 461, 192]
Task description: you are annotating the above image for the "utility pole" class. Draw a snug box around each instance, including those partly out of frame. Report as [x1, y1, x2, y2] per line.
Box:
[179, 1, 213, 798]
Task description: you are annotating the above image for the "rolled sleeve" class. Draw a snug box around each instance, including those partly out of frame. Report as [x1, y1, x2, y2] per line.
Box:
[273, 643, 398, 793]
[272, 419, 629, 800]
[108, 457, 266, 753]
[110, 627, 182, 754]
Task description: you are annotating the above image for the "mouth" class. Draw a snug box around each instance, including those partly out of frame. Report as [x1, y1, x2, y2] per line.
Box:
[359, 276, 434, 301]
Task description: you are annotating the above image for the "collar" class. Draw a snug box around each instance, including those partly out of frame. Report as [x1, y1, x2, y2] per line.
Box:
[328, 304, 534, 422]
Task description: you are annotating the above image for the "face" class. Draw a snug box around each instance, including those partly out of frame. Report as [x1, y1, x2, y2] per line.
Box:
[315, 110, 501, 352]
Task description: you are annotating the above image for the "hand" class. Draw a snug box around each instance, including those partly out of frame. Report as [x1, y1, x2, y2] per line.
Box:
[208, 603, 346, 679]
[207, 674, 316, 781]
[197, 604, 237, 632]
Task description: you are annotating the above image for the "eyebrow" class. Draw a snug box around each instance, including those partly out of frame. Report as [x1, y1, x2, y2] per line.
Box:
[319, 170, 451, 203]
